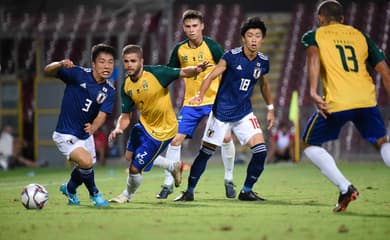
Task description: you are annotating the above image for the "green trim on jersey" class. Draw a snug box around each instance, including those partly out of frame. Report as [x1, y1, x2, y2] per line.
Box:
[121, 66, 180, 113]
[362, 33, 385, 67]
[121, 79, 134, 113]
[144, 65, 180, 88]
[302, 28, 385, 68]
[301, 29, 317, 48]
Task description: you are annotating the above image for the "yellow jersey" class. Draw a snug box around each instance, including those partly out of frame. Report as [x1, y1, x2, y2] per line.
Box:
[168, 37, 224, 106]
[302, 23, 385, 112]
[121, 65, 180, 141]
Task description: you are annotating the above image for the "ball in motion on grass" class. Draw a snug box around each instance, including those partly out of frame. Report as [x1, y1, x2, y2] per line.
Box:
[20, 183, 48, 209]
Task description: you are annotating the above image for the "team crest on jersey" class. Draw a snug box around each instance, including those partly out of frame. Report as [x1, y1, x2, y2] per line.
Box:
[182, 56, 188, 63]
[198, 52, 203, 61]
[142, 80, 149, 91]
[207, 129, 215, 137]
[96, 92, 107, 104]
[253, 67, 262, 79]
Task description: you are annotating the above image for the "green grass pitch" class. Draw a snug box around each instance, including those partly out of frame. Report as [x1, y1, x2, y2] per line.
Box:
[0, 161, 389, 240]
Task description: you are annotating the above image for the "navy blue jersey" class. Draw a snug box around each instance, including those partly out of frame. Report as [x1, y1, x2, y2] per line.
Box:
[213, 47, 269, 122]
[55, 66, 116, 139]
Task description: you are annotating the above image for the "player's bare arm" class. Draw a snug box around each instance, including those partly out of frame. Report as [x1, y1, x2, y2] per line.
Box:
[179, 61, 210, 78]
[84, 111, 107, 135]
[375, 61, 390, 101]
[109, 113, 132, 141]
[189, 59, 227, 105]
[260, 75, 275, 130]
[307, 45, 329, 118]
[43, 59, 75, 77]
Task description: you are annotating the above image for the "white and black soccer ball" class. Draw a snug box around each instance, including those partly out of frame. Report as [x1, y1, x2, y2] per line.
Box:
[20, 183, 49, 209]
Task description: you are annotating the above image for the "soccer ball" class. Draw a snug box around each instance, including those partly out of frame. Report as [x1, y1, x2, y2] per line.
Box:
[20, 183, 49, 209]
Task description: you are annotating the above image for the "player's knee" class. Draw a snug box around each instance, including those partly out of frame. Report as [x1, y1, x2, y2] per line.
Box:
[223, 136, 232, 143]
[202, 141, 217, 151]
[170, 134, 185, 146]
[170, 139, 182, 146]
[78, 158, 93, 168]
[129, 165, 140, 174]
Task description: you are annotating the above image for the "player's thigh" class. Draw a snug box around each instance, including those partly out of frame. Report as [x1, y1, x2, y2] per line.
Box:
[52, 131, 94, 166]
[353, 106, 387, 144]
[178, 105, 212, 138]
[132, 135, 171, 172]
[69, 147, 94, 168]
[202, 112, 230, 146]
[232, 112, 263, 146]
[302, 112, 345, 145]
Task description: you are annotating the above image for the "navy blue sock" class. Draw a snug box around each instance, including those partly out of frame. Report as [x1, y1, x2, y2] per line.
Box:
[67, 167, 83, 194]
[243, 144, 267, 192]
[187, 146, 215, 193]
[79, 167, 99, 196]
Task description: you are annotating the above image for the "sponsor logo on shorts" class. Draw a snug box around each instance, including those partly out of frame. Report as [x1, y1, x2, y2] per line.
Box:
[207, 129, 214, 137]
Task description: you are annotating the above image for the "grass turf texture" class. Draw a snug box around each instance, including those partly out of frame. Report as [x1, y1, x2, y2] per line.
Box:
[0, 162, 389, 240]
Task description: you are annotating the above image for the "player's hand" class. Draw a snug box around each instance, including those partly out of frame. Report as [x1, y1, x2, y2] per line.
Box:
[189, 93, 203, 105]
[266, 110, 275, 130]
[196, 61, 212, 74]
[60, 59, 74, 68]
[109, 128, 123, 142]
[311, 94, 329, 119]
[84, 123, 96, 135]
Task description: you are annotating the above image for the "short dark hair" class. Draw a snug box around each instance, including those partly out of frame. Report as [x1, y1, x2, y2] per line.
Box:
[182, 9, 204, 23]
[122, 44, 143, 58]
[317, 0, 343, 22]
[91, 43, 116, 62]
[240, 16, 267, 38]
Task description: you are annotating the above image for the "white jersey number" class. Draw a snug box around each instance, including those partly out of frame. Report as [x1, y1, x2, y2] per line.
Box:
[240, 78, 251, 91]
[82, 98, 93, 112]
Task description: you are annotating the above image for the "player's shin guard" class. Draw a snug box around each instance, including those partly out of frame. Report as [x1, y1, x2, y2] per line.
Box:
[221, 140, 235, 181]
[67, 167, 83, 194]
[243, 144, 267, 191]
[187, 146, 215, 193]
[79, 167, 98, 195]
[304, 145, 350, 193]
[127, 173, 142, 198]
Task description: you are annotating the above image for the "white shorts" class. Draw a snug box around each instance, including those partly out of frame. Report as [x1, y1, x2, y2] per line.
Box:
[52, 131, 96, 164]
[202, 112, 263, 146]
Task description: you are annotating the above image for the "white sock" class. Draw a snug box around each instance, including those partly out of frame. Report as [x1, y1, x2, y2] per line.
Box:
[221, 140, 235, 182]
[123, 173, 142, 199]
[163, 169, 174, 186]
[166, 145, 181, 163]
[304, 146, 350, 193]
[161, 145, 181, 186]
[153, 155, 170, 168]
[380, 142, 390, 167]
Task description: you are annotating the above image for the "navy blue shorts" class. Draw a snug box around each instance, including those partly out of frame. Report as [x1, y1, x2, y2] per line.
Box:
[177, 105, 212, 138]
[127, 123, 172, 172]
[302, 106, 387, 145]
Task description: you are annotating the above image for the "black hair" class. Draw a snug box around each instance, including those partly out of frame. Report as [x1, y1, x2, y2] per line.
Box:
[317, 0, 343, 22]
[240, 16, 267, 38]
[91, 43, 116, 62]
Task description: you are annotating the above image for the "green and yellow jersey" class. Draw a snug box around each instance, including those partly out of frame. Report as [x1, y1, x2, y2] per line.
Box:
[168, 37, 224, 106]
[121, 65, 180, 141]
[301, 23, 385, 112]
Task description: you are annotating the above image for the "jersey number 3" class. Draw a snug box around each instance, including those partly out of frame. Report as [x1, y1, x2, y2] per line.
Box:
[336, 44, 358, 72]
[82, 98, 93, 112]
